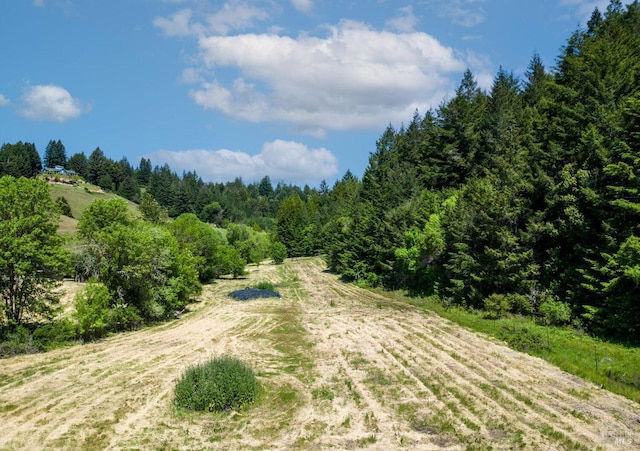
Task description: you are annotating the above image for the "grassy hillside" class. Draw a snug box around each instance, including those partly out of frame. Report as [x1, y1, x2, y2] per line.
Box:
[47, 180, 140, 236]
[48, 181, 139, 220]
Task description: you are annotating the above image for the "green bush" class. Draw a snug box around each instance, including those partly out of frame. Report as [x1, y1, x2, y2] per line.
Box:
[498, 324, 550, 353]
[174, 356, 259, 412]
[0, 326, 39, 357]
[55, 196, 72, 217]
[255, 281, 275, 291]
[538, 297, 571, 325]
[73, 280, 112, 340]
[270, 241, 287, 264]
[483, 293, 511, 319]
[32, 319, 77, 350]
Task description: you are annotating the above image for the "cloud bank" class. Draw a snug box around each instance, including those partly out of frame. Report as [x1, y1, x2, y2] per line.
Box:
[146, 139, 338, 185]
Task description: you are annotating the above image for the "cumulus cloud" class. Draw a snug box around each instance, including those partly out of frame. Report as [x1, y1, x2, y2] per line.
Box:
[0, 94, 9, 106]
[291, 0, 313, 14]
[188, 20, 465, 135]
[19, 84, 87, 122]
[386, 6, 419, 32]
[145, 140, 338, 185]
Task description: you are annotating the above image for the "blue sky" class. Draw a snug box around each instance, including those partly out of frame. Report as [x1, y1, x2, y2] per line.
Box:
[0, 0, 610, 186]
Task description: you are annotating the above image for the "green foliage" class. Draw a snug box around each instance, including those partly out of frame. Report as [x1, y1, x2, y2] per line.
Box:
[77, 198, 132, 241]
[538, 297, 572, 326]
[169, 213, 245, 281]
[139, 192, 168, 225]
[44, 140, 67, 168]
[94, 222, 201, 320]
[66, 152, 88, 179]
[498, 323, 551, 353]
[174, 356, 259, 412]
[321, 2, 640, 343]
[73, 280, 112, 340]
[55, 196, 73, 217]
[32, 319, 77, 350]
[483, 294, 511, 319]
[87, 147, 109, 186]
[0, 176, 69, 326]
[270, 241, 287, 264]
[0, 142, 42, 178]
[275, 194, 308, 257]
[254, 281, 275, 291]
[73, 200, 201, 334]
[0, 325, 40, 357]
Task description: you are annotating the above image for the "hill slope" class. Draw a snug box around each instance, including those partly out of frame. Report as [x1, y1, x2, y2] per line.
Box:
[47, 180, 140, 233]
[0, 258, 638, 449]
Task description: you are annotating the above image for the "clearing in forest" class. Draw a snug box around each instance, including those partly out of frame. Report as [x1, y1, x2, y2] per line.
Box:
[0, 257, 638, 449]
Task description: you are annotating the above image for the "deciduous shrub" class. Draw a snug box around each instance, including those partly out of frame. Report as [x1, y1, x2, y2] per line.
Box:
[174, 356, 259, 412]
[538, 297, 571, 326]
[73, 280, 112, 340]
[483, 293, 511, 319]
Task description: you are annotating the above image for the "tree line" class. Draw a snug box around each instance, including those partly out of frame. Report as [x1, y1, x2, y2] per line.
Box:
[322, 1, 640, 342]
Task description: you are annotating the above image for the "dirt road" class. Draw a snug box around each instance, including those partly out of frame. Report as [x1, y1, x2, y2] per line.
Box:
[1, 257, 639, 449]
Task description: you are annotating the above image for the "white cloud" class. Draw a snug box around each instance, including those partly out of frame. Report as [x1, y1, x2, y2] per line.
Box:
[0, 94, 9, 106]
[154, 1, 269, 37]
[205, 1, 269, 35]
[145, 140, 338, 184]
[291, 0, 313, 14]
[179, 67, 203, 84]
[559, 0, 610, 23]
[33, 0, 44, 7]
[386, 6, 419, 33]
[19, 84, 86, 122]
[154, 9, 198, 37]
[189, 20, 465, 135]
[430, 0, 486, 27]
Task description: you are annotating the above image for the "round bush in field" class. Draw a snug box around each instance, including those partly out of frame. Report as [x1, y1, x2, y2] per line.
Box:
[174, 356, 259, 412]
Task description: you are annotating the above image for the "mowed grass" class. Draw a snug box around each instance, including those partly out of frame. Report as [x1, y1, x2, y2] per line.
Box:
[393, 293, 640, 403]
[47, 180, 139, 234]
[48, 181, 139, 219]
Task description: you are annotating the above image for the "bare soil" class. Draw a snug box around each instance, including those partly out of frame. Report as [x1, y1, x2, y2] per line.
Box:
[1, 257, 638, 450]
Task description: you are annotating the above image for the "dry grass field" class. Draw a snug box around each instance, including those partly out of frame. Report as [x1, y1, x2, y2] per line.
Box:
[1, 258, 638, 450]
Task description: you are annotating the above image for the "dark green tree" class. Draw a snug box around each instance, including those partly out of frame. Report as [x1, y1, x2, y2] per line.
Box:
[0, 142, 42, 178]
[67, 152, 88, 178]
[44, 140, 66, 168]
[87, 147, 109, 185]
[136, 157, 152, 186]
[275, 194, 308, 257]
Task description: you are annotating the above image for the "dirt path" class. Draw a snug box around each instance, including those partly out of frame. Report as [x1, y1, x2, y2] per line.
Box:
[1, 258, 639, 450]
